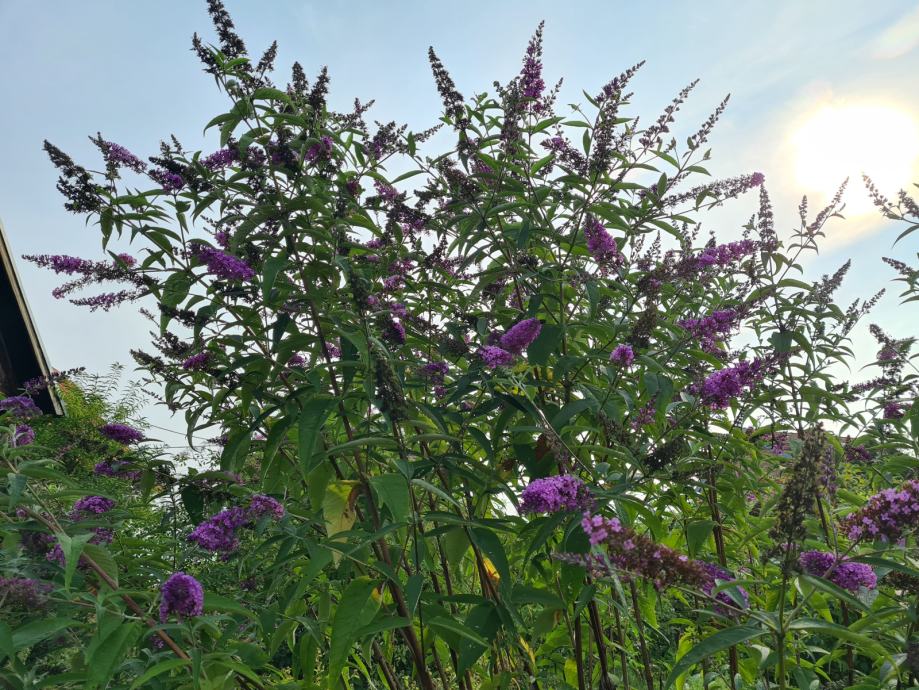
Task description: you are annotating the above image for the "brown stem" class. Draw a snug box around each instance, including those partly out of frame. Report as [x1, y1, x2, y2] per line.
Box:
[574, 614, 587, 690]
[587, 597, 614, 690]
[614, 606, 631, 690]
[628, 581, 654, 690]
[706, 466, 738, 688]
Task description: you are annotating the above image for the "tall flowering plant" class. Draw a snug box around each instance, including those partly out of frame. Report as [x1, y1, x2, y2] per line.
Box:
[3, 3, 918, 688]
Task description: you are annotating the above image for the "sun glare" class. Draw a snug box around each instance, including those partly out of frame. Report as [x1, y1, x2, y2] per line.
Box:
[793, 102, 919, 216]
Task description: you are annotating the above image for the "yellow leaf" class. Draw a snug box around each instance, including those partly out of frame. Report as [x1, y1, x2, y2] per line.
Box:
[483, 556, 501, 584]
[322, 480, 359, 565]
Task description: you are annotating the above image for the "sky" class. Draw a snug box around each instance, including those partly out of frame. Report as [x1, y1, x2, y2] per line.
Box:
[1, 0, 918, 451]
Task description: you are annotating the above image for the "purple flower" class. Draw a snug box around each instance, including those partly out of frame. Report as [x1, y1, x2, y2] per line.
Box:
[150, 169, 185, 192]
[0, 577, 53, 609]
[374, 181, 399, 202]
[0, 396, 41, 419]
[187, 506, 249, 553]
[577, 513, 708, 591]
[630, 402, 656, 429]
[190, 245, 256, 282]
[499, 317, 542, 354]
[799, 550, 877, 592]
[102, 141, 146, 173]
[70, 496, 116, 519]
[381, 319, 406, 345]
[700, 562, 749, 612]
[693, 240, 758, 270]
[305, 136, 333, 163]
[883, 401, 905, 420]
[678, 309, 739, 352]
[520, 475, 593, 514]
[12, 424, 35, 447]
[389, 302, 408, 318]
[519, 23, 546, 104]
[691, 359, 764, 410]
[832, 561, 877, 592]
[842, 479, 919, 542]
[584, 217, 622, 269]
[182, 352, 210, 371]
[751, 172, 765, 187]
[610, 344, 635, 367]
[247, 495, 285, 521]
[202, 147, 237, 171]
[159, 572, 204, 622]
[844, 443, 873, 464]
[286, 353, 306, 367]
[420, 361, 449, 384]
[100, 423, 144, 444]
[382, 275, 404, 292]
[478, 345, 516, 369]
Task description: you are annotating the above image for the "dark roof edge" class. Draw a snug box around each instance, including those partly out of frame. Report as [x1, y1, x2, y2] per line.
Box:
[0, 217, 64, 415]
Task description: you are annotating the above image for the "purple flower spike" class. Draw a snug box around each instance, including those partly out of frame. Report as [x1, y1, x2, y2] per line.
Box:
[691, 359, 764, 410]
[520, 475, 592, 514]
[0, 577, 53, 610]
[182, 352, 211, 371]
[12, 424, 35, 447]
[100, 423, 144, 444]
[0, 396, 41, 419]
[584, 216, 622, 269]
[799, 550, 877, 592]
[610, 344, 635, 367]
[70, 495, 116, 519]
[842, 479, 919, 542]
[150, 169, 185, 192]
[187, 507, 249, 553]
[202, 147, 237, 170]
[102, 141, 146, 173]
[247, 495, 285, 521]
[478, 345, 516, 369]
[190, 245, 256, 282]
[499, 317, 542, 354]
[159, 572, 204, 622]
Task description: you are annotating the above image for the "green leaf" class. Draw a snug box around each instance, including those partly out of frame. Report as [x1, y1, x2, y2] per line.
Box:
[58, 533, 92, 588]
[160, 271, 193, 309]
[370, 473, 411, 522]
[129, 658, 191, 689]
[204, 592, 257, 618]
[798, 574, 868, 612]
[527, 324, 562, 366]
[83, 543, 119, 588]
[86, 622, 141, 689]
[787, 618, 887, 655]
[298, 396, 336, 474]
[0, 621, 13, 662]
[13, 618, 78, 650]
[664, 626, 765, 688]
[471, 527, 510, 583]
[327, 578, 379, 688]
[686, 521, 715, 557]
[457, 603, 501, 674]
[428, 616, 489, 648]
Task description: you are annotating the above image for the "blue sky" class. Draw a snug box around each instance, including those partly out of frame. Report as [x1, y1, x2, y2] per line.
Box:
[1, 1, 917, 448]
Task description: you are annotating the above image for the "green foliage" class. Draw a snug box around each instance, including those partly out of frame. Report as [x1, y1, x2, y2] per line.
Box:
[2, 4, 918, 689]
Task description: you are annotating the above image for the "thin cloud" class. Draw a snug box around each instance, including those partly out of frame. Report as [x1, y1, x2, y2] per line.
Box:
[871, 5, 919, 59]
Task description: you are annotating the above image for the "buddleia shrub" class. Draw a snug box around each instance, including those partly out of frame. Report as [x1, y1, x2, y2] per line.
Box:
[3, 2, 918, 688]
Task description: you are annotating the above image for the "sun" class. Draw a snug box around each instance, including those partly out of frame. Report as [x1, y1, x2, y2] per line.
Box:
[792, 102, 919, 216]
